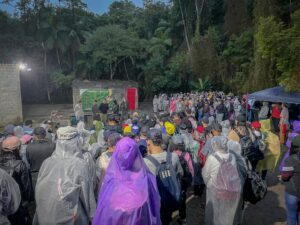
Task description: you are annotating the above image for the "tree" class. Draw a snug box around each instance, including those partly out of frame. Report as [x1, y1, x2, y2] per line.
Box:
[80, 25, 143, 80]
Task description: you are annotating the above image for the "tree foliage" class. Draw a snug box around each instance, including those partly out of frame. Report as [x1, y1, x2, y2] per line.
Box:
[1, 0, 300, 103]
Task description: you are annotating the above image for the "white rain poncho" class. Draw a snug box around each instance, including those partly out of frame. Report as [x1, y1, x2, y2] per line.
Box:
[34, 126, 96, 225]
[0, 168, 21, 225]
[77, 122, 97, 193]
[202, 136, 242, 225]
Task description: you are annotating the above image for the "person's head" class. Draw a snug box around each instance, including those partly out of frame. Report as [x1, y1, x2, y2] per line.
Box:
[211, 122, 222, 136]
[140, 126, 150, 138]
[78, 100, 82, 104]
[2, 136, 21, 155]
[164, 121, 175, 136]
[94, 100, 97, 105]
[211, 136, 228, 154]
[171, 113, 181, 126]
[186, 108, 192, 116]
[13, 126, 24, 138]
[108, 114, 117, 125]
[281, 102, 286, 109]
[201, 117, 209, 128]
[107, 132, 121, 151]
[25, 120, 33, 128]
[4, 124, 15, 136]
[170, 134, 185, 152]
[147, 129, 163, 153]
[55, 126, 81, 158]
[33, 127, 47, 140]
[251, 121, 261, 131]
[290, 135, 300, 155]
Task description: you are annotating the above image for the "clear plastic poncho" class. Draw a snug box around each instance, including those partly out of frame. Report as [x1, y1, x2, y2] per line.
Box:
[0, 168, 21, 225]
[92, 137, 161, 225]
[34, 135, 96, 225]
[202, 136, 242, 225]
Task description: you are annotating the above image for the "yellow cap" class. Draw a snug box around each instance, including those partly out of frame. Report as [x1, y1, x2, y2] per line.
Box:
[164, 121, 175, 135]
[123, 125, 132, 134]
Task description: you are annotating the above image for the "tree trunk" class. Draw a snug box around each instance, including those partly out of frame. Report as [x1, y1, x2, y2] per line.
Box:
[56, 47, 61, 68]
[178, 0, 191, 52]
[110, 63, 113, 80]
[124, 60, 130, 80]
[195, 0, 206, 38]
[42, 42, 51, 103]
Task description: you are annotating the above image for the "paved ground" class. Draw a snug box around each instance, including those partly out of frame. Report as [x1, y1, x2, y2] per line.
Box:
[23, 103, 288, 225]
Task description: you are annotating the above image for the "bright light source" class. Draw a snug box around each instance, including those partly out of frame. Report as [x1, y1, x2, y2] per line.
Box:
[19, 63, 28, 70]
[26, 68, 32, 72]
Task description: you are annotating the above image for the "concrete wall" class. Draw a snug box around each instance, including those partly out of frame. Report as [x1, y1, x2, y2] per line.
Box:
[0, 64, 23, 125]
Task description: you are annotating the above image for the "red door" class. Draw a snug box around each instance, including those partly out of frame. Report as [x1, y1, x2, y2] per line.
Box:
[127, 88, 137, 110]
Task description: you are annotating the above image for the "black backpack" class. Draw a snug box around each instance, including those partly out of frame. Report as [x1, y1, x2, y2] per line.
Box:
[146, 151, 181, 211]
[243, 160, 267, 204]
[178, 151, 193, 188]
[236, 128, 264, 163]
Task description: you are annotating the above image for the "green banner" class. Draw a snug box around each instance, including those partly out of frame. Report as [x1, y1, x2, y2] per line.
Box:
[81, 89, 109, 111]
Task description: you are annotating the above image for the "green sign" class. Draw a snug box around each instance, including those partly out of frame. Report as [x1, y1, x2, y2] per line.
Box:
[81, 89, 109, 111]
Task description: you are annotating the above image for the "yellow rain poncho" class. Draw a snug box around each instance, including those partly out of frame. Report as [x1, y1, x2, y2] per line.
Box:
[256, 119, 281, 172]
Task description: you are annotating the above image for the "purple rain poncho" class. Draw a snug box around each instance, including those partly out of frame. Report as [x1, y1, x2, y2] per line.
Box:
[92, 137, 161, 225]
[279, 120, 300, 171]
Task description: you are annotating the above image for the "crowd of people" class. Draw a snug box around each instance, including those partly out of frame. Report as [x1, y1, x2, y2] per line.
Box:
[0, 91, 299, 225]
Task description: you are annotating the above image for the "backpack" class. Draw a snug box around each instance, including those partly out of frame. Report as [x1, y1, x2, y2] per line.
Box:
[177, 151, 193, 188]
[213, 154, 241, 200]
[146, 151, 181, 211]
[243, 160, 267, 204]
[236, 128, 264, 163]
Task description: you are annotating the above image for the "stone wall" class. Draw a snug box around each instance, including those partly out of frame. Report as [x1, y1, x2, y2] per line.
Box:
[0, 64, 23, 125]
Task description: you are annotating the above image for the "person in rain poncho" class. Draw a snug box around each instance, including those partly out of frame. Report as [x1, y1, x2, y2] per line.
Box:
[76, 121, 97, 193]
[258, 102, 270, 120]
[92, 137, 162, 225]
[74, 100, 84, 122]
[34, 126, 96, 225]
[256, 119, 281, 178]
[0, 168, 21, 225]
[153, 95, 159, 113]
[279, 120, 300, 171]
[96, 132, 121, 193]
[202, 136, 242, 225]
[233, 98, 242, 118]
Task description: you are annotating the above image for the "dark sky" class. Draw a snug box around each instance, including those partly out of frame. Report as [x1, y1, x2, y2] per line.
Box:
[0, 0, 152, 14]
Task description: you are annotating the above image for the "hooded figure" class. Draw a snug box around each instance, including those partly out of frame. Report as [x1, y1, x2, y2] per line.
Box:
[202, 136, 242, 225]
[258, 102, 269, 120]
[0, 168, 21, 225]
[256, 119, 281, 173]
[233, 98, 241, 118]
[92, 137, 161, 225]
[279, 120, 300, 171]
[153, 95, 159, 113]
[34, 126, 96, 225]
